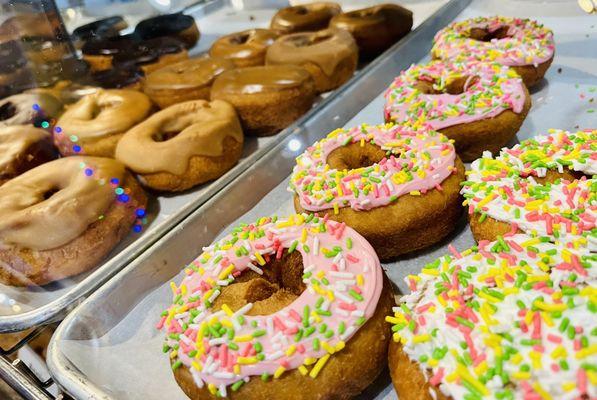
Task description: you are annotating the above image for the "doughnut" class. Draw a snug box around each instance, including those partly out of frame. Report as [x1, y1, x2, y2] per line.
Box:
[0, 125, 56, 184]
[72, 16, 127, 48]
[91, 66, 144, 90]
[462, 129, 596, 249]
[21, 36, 69, 64]
[0, 156, 147, 286]
[431, 16, 555, 88]
[82, 34, 139, 72]
[159, 213, 394, 399]
[329, 3, 413, 59]
[54, 89, 152, 157]
[112, 37, 189, 75]
[387, 233, 596, 400]
[210, 66, 316, 136]
[115, 100, 243, 192]
[143, 57, 235, 109]
[0, 93, 62, 127]
[384, 60, 531, 162]
[290, 124, 465, 261]
[134, 13, 199, 49]
[209, 29, 280, 68]
[265, 28, 358, 93]
[270, 2, 341, 34]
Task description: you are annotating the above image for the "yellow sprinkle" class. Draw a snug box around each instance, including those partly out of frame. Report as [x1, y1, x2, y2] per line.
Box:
[298, 365, 309, 376]
[301, 228, 308, 243]
[274, 366, 286, 379]
[446, 372, 458, 383]
[322, 341, 335, 354]
[456, 365, 489, 396]
[512, 371, 531, 380]
[333, 203, 339, 215]
[234, 335, 253, 342]
[576, 344, 597, 359]
[286, 345, 297, 356]
[428, 359, 439, 367]
[534, 301, 567, 312]
[474, 361, 488, 376]
[234, 364, 240, 375]
[192, 361, 202, 371]
[562, 382, 576, 392]
[309, 354, 331, 378]
[208, 384, 217, 395]
[304, 357, 317, 366]
[421, 268, 440, 276]
[550, 345, 567, 359]
[218, 264, 235, 280]
[412, 334, 431, 344]
[237, 357, 258, 364]
[410, 190, 421, 196]
[335, 341, 345, 352]
[254, 252, 266, 266]
[532, 383, 553, 400]
[356, 274, 364, 286]
[476, 193, 497, 209]
[170, 282, 178, 295]
[169, 350, 178, 359]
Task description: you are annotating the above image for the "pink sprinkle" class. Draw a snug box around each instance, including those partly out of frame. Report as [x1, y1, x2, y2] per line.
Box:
[285, 326, 299, 335]
[550, 363, 559, 372]
[547, 334, 562, 343]
[273, 316, 287, 331]
[296, 344, 305, 353]
[220, 346, 228, 368]
[346, 254, 360, 263]
[156, 316, 166, 330]
[280, 360, 290, 369]
[578, 369, 588, 394]
[289, 309, 302, 323]
[429, 368, 445, 386]
[448, 244, 462, 259]
[338, 302, 357, 311]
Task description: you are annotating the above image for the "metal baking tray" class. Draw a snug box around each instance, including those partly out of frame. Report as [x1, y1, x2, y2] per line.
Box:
[47, 0, 597, 399]
[0, 0, 447, 333]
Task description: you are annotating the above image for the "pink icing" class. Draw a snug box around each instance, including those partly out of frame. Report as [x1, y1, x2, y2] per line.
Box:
[432, 16, 555, 67]
[383, 61, 527, 130]
[162, 215, 382, 392]
[289, 124, 456, 212]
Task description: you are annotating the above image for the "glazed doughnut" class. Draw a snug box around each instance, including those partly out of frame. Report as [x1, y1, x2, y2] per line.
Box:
[54, 89, 152, 157]
[115, 100, 243, 192]
[72, 16, 127, 48]
[0, 156, 146, 286]
[91, 66, 144, 90]
[270, 2, 341, 34]
[387, 233, 596, 400]
[134, 13, 199, 49]
[210, 65, 316, 136]
[290, 124, 465, 261]
[82, 34, 138, 72]
[266, 28, 358, 93]
[462, 129, 596, 249]
[112, 37, 189, 75]
[329, 3, 413, 59]
[143, 57, 235, 109]
[432, 16, 555, 88]
[0, 93, 62, 127]
[209, 29, 280, 68]
[384, 60, 531, 162]
[0, 125, 56, 184]
[159, 214, 394, 399]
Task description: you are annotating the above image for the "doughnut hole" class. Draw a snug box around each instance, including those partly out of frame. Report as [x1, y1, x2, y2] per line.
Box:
[230, 32, 251, 45]
[414, 75, 479, 95]
[326, 142, 387, 170]
[0, 102, 17, 121]
[211, 251, 305, 315]
[469, 168, 583, 243]
[294, 6, 308, 15]
[42, 187, 61, 201]
[468, 25, 511, 42]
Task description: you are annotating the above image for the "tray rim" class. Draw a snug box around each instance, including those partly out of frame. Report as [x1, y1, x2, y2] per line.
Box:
[45, 0, 473, 398]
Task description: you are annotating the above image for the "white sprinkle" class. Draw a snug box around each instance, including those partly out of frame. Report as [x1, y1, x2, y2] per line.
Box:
[304, 264, 316, 273]
[340, 326, 356, 340]
[179, 334, 192, 345]
[336, 308, 349, 317]
[219, 383, 227, 397]
[339, 258, 346, 271]
[335, 292, 354, 304]
[313, 237, 320, 255]
[191, 370, 204, 388]
[333, 253, 343, 265]
[351, 310, 365, 317]
[266, 317, 274, 336]
[266, 351, 285, 361]
[247, 263, 264, 275]
[330, 271, 354, 278]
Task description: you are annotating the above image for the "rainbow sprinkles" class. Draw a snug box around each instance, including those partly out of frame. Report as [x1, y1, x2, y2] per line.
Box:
[388, 233, 596, 399]
[159, 214, 382, 397]
[289, 124, 457, 212]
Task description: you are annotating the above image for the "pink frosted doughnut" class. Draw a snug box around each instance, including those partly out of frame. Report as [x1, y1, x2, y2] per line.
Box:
[159, 214, 387, 397]
[431, 16, 555, 87]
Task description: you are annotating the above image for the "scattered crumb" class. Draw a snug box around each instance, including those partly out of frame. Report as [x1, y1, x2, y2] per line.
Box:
[249, 15, 255, 21]
[557, 68, 562, 73]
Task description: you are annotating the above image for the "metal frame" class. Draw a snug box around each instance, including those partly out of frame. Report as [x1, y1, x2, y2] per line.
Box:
[45, 0, 471, 398]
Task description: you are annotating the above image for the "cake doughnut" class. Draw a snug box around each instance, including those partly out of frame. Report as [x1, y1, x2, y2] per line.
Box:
[462, 129, 597, 249]
[384, 60, 531, 162]
[329, 3, 413, 59]
[387, 234, 596, 400]
[266, 28, 358, 93]
[54, 89, 152, 157]
[159, 214, 394, 399]
[0, 156, 146, 286]
[143, 57, 235, 109]
[270, 2, 341, 34]
[290, 124, 465, 261]
[0, 125, 56, 184]
[134, 13, 199, 49]
[431, 16, 555, 88]
[209, 29, 280, 68]
[0, 93, 62, 127]
[115, 100, 243, 192]
[211, 65, 316, 136]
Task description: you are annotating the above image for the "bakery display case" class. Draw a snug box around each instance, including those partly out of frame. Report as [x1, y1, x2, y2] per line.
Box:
[0, 0, 595, 399]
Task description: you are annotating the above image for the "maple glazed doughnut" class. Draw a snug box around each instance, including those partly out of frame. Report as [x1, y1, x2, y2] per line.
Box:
[159, 214, 394, 399]
[387, 234, 596, 400]
[431, 16, 555, 88]
[115, 100, 243, 192]
[54, 89, 152, 157]
[270, 2, 341, 34]
[462, 129, 597, 250]
[266, 28, 358, 93]
[0, 93, 62, 127]
[0, 125, 56, 184]
[0, 156, 146, 286]
[290, 124, 465, 261]
[209, 29, 279, 68]
[384, 60, 531, 162]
